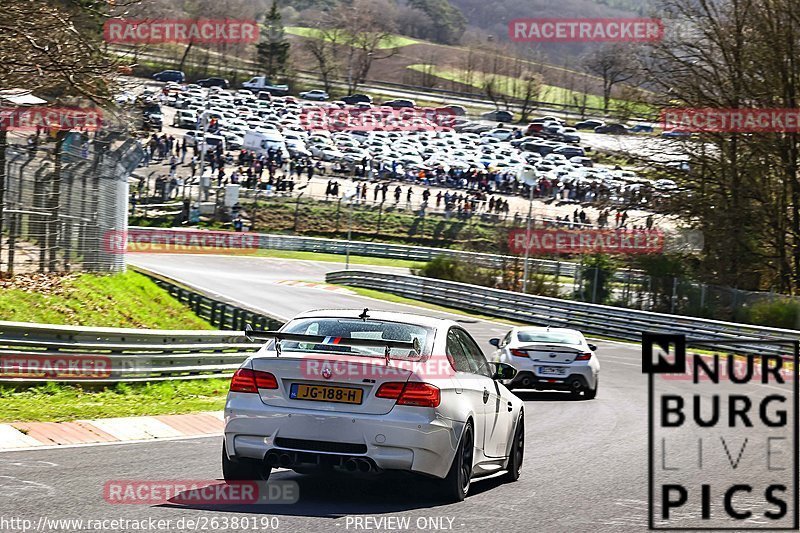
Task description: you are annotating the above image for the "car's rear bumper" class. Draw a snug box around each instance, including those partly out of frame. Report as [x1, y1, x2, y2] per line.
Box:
[507, 370, 593, 391]
[504, 362, 597, 391]
[224, 392, 462, 479]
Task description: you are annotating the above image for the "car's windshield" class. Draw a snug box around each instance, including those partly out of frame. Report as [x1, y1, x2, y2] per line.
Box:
[516, 330, 582, 345]
[278, 318, 432, 359]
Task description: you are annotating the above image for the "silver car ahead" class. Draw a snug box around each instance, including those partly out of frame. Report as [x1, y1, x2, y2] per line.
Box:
[223, 309, 525, 502]
[489, 326, 600, 399]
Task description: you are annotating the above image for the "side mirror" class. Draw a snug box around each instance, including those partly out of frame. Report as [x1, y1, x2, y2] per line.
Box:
[491, 362, 517, 381]
[488, 338, 500, 347]
[588, 343, 597, 351]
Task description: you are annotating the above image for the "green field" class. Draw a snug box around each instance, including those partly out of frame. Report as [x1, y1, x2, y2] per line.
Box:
[286, 26, 419, 49]
[407, 64, 651, 115]
[0, 271, 213, 329]
[0, 380, 228, 423]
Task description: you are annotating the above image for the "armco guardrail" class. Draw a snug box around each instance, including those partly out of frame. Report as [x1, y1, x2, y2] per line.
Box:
[136, 267, 284, 332]
[325, 270, 798, 358]
[0, 270, 284, 384]
[0, 322, 257, 383]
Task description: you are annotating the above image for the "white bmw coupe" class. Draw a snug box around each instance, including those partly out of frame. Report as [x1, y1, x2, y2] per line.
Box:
[223, 309, 525, 501]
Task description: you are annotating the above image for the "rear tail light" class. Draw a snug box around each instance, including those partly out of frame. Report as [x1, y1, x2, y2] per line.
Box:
[510, 349, 528, 357]
[375, 382, 441, 408]
[229, 368, 278, 393]
[575, 353, 592, 361]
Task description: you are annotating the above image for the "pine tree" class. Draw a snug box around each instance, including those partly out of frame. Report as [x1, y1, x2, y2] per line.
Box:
[256, 0, 291, 81]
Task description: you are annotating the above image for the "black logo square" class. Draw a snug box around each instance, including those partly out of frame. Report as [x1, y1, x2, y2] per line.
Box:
[642, 332, 686, 374]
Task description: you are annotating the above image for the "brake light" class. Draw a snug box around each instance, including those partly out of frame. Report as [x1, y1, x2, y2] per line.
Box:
[398, 382, 441, 407]
[575, 353, 592, 361]
[510, 349, 528, 357]
[375, 382, 405, 399]
[375, 382, 441, 407]
[229, 368, 278, 393]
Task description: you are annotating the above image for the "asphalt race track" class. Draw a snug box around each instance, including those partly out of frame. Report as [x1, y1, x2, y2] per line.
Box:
[1, 254, 793, 532]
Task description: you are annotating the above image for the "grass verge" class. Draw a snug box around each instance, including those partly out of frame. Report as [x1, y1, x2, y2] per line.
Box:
[252, 248, 424, 269]
[0, 271, 213, 329]
[0, 380, 228, 423]
[407, 64, 652, 115]
[286, 26, 419, 49]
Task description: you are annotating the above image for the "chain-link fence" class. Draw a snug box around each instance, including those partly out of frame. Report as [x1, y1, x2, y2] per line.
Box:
[0, 129, 143, 274]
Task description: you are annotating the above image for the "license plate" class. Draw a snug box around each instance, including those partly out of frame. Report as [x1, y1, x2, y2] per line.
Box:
[538, 366, 566, 376]
[289, 383, 363, 405]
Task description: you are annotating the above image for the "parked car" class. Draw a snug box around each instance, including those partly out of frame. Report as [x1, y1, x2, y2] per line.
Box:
[223, 309, 524, 503]
[341, 94, 373, 105]
[629, 124, 654, 133]
[299, 90, 330, 101]
[574, 119, 604, 130]
[242, 76, 289, 96]
[197, 77, 230, 89]
[152, 70, 185, 83]
[172, 110, 198, 129]
[444, 104, 467, 116]
[661, 129, 692, 138]
[383, 99, 416, 109]
[594, 123, 628, 135]
[482, 110, 514, 123]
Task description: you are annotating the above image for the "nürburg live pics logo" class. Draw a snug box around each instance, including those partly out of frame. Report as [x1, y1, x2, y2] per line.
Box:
[643, 332, 798, 530]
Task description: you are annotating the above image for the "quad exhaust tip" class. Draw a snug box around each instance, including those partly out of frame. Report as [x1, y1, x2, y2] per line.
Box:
[344, 458, 374, 473]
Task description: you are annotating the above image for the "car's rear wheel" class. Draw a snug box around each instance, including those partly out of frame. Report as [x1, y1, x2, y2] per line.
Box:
[439, 423, 473, 502]
[222, 441, 271, 482]
[503, 415, 524, 482]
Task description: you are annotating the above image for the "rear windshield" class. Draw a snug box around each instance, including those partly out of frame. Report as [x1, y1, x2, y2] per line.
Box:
[278, 318, 433, 359]
[516, 330, 582, 345]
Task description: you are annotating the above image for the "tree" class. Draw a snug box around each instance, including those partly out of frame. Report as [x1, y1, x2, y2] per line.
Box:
[408, 0, 466, 45]
[256, 0, 291, 81]
[583, 44, 637, 114]
[640, 0, 800, 293]
[0, 0, 120, 102]
[303, 12, 345, 94]
[335, 0, 399, 94]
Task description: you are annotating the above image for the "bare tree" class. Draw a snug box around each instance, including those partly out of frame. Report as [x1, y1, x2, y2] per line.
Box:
[335, 0, 400, 93]
[583, 44, 637, 114]
[303, 14, 345, 94]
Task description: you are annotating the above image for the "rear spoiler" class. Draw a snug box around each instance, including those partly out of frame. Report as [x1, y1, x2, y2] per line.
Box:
[244, 325, 420, 364]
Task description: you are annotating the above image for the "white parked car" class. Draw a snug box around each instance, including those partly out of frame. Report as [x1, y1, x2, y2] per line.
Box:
[172, 110, 198, 129]
[489, 326, 599, 399]
[299, 89, 330, 101]
[223, 309, 525, 502]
